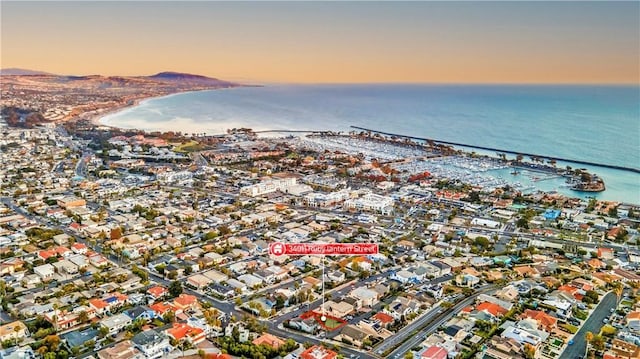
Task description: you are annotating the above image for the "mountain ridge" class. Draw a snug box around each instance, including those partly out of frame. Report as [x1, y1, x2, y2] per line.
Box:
[0, 68, 56, 76]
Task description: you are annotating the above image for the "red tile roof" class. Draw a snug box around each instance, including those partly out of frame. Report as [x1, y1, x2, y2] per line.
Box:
[89, 299, 109, 310]
[166, 322, 204, 342]
[300, 345, 338, 359]
[252, 333, 285, 349]
[372, 312, 394, 324]
[476, 302, 508, 317]
[422, 346, 448, 359]
[150, 302, 175, 315]
[174, 294, 198, 308]
[523, 309, 557, 330]
[147, 286, 168, 298]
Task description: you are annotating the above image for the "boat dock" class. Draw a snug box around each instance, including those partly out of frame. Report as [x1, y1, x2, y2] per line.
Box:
[350, 126, 640, 174]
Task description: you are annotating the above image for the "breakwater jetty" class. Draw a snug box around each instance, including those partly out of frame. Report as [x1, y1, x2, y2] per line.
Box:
[350, 126, 640, 174]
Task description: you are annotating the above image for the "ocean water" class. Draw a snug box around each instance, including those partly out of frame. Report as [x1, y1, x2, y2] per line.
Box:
[100, 84, 640, 203]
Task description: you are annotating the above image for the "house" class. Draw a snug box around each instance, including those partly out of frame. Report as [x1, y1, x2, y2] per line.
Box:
[610, 338, 640, 359]
[89, 253, 109, 268]
[131, 330, 172, 359]
[33, 263, 55, 280]
[422, 346, 448, 359]
[238, 274, 263, 288]
[424, 284, 444, 300]
[202, 270, 228, 283]
[372, 312, 395, 328]
[226, 279, 247, 293]
[53, 233, 71, 246]
[456, 273, 480, 288]
[149, 302, 175, 317]
[62, 328, 99, 349]
[147, 286, 168, 302]
[476, 302, 508, 320]
[328, 271, 346, 283]
[483, 335, 525, 359]
[501, 324, 544, 347]
[322, 301, 354, 318]
[101, 313, 133, 336]
[97, 340, 144, 359]
[300, 345, 338, 359]
[52, 260, 78, 275]
[522, 309, 557, 332]
[429, 261, 451, 277]
[302, 276, 322, 289]
[598, 247, 615, 260]
[386, 297, 419, 320]
[0, 258, 25, 276]
[336, 325, 370, 347]
[288, 317, 318, 334]
[38, 249, 57, 262]
[224, 322, 249, 342]
[350, 287, 379, 308]
[124, 306, 157, 322]
[165, 322, 205, 344]
[252, 333, 285, 349]
[495, 286, 520, 302]
[626, 311, 640, 332]
[187, 274, 211, 290]
[476, 294, 514, 311]
[103, 292, 129, 312]
[54, 246, 73, 258]
[68, 254, 89, 269]
[390, 270, 418, 284]
[0, 321, 28, 343]
[173, 294, 198, 312]
[542, 297, 573, 317]
[253, 270, 276, 285]
[210, 283, 235, 298]
[57, 196, 86, 209]
[185, 317, 213, 336]
[71, 243, 88, 254]
[90, 299, 110, 316]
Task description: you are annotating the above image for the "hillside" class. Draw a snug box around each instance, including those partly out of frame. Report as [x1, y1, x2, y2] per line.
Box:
[146, 71, 235, 87]
[0, 68, 55, 76]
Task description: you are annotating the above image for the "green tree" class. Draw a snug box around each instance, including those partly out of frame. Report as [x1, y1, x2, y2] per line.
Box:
[163, 311, 176, 323]
[78, 310, 89, 323]
[169, 280, 183, 297]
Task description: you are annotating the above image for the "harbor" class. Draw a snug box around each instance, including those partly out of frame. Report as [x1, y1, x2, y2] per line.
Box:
[351, 126, 640, 174]
[291, 132, 607, 199]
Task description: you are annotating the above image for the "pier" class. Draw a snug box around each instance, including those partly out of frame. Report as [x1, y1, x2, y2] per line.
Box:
[350, 126, 640, 174]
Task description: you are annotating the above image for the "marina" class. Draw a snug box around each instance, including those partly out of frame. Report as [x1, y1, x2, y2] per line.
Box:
[293, 134, 575, 196]
[351, 126, 640, 174]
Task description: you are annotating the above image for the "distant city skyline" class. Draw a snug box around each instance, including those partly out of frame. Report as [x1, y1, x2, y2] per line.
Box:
[1, 1, 639, 84]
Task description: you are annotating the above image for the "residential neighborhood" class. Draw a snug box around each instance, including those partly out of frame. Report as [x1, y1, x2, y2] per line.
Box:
[0, 123, 639, 359]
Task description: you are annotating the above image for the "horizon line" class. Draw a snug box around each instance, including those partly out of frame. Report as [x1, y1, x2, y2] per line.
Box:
[1, 67, 638, 87]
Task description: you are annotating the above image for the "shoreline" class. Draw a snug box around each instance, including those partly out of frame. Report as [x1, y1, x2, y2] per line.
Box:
[85, 87, 240, 129]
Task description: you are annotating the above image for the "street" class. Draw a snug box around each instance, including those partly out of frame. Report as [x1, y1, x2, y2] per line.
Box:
[559, 292, 617, 359]
[383, 285, 497, 358]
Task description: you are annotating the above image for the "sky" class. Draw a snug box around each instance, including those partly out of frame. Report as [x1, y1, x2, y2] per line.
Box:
[1, 1, 639, 84]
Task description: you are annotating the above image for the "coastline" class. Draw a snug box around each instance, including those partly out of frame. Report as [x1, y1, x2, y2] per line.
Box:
[87, 87, 240, 129]
[66, 85, 638, 204]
